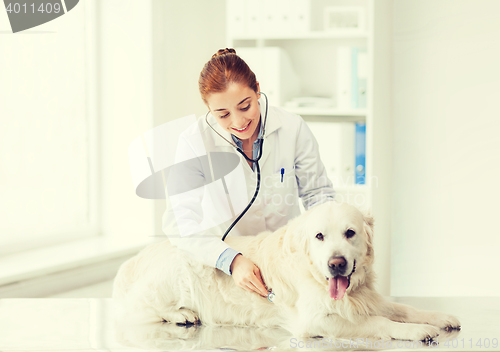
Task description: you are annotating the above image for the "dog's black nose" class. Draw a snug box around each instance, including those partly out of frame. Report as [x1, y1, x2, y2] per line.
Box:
[328, 256, 347, 276]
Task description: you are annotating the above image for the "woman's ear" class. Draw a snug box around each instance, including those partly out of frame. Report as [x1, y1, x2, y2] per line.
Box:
[256, 81, 261, 99]
[205, 102, 212, 115]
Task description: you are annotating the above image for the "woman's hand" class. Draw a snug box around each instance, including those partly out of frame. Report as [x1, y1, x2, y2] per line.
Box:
[230, 254, 268, 297]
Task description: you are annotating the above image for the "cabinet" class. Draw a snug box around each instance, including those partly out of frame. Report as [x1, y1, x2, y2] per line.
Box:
[226, 0, 392, 295]
[226, 0, 374, 210]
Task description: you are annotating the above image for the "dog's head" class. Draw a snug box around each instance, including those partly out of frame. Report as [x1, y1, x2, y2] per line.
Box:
[284, 201, 374, 300]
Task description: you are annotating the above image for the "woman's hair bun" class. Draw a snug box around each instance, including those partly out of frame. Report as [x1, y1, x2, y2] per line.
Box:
[212, 48, 237, 59]
[200, 47, 257, 104]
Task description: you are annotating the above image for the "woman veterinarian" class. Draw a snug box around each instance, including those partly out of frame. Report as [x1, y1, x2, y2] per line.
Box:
[162, 48, 335, 298]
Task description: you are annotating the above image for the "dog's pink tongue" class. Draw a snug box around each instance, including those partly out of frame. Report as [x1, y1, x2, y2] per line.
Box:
[329, 276, 348, 300]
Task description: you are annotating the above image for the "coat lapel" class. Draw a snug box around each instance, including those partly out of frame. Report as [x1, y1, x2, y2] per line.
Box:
[257, 96, 281, 168]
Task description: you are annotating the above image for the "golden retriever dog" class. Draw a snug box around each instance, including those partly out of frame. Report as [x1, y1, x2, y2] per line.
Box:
[112, 202, 460, 341]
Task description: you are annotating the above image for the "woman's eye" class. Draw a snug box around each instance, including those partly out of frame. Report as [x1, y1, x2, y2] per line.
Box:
[241, 104, 250, 111]
[220, 112, 229, 118]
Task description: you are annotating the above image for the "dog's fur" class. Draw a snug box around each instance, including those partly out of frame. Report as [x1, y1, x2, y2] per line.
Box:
[112, 202, 460, 341]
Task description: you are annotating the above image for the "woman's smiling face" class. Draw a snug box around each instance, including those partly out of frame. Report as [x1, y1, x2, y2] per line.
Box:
[207, 82, 261, 142]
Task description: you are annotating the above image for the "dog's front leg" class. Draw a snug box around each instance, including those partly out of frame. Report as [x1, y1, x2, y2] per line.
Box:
[287, 299, 441, 342]
[380, 301, 461, 331]
[292, 314, 441, 342]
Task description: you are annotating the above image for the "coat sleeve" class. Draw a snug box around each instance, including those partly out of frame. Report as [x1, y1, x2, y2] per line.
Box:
[162, 204, 231, 268]
[293, 116, 336, 210]
[162, 129, 232, 268]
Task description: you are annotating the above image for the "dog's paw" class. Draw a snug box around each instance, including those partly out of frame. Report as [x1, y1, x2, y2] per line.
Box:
[161, 308, 200, 325]
[390, 323, 440, 342]
[427, 313, 461, 331]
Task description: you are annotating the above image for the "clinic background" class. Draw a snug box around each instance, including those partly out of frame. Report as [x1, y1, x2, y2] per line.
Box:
[1, 0, 499, 298]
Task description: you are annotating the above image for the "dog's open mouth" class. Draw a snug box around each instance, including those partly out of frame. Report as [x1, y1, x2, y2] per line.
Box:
[326, 261, 356, 300]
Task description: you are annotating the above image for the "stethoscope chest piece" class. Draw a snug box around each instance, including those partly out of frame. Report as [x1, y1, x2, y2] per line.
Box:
[267, 289, 276, 303]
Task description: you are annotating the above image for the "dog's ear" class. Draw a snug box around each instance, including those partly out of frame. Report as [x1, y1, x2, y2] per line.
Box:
[282, 213, 310, 257]
[360, 207, 375, 260]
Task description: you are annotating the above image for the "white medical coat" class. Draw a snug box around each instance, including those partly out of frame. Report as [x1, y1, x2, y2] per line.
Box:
[162, 97, 335, 268]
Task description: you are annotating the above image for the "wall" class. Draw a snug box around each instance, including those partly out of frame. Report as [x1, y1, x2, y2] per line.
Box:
[152, 0, 226, 124]
[391, 0, 500, 296]
[99, 0, 155, 242]
[151, 0, 226, 238]
[99, 0, 225, 241]
[0, 0, 94, 253]
[370, 0, 393, 296]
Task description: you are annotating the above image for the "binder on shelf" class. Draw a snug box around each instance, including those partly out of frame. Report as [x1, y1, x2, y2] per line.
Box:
[291, 0, 311, 34]
[226, 0, 247, 37]
[261, 0, 294, 35]
[235, 47, 299, 107]
[357, 48, 368, 108]
[351, 47, 359, 109]
[228, 0, 312, 37]
[337, 46, 368, 109]
[279, 0, 296, 34]
[305, 122, 342, 185]
[337, 47, 352, 109]
[306, 122, 363, 187]
[261, 0, 278, 35]
[352, 47, 368, 109]
[340, 123, 356, 186]
[355, 122, 366, 185]
[245, 0, 262, 35]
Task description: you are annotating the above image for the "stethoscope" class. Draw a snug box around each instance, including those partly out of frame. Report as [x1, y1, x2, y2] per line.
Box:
[205, 92, 276, 303]
[205, 92, 269, 242]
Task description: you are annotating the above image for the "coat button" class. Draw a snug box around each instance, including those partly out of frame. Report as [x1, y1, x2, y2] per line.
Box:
[255, 210, 263, 217]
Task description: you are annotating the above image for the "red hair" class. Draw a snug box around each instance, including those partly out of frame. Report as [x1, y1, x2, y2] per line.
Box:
[198, 48, 258, 105]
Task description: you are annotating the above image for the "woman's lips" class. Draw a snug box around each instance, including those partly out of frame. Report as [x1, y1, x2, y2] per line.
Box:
[232, 121, 250, 133]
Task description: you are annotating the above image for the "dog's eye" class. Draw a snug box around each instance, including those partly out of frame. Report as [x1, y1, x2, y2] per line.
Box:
[345, 229, 356, 238]
[316, 233, 324, 241]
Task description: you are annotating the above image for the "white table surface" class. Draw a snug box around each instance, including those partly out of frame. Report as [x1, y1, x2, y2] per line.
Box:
[0, 297, 498, 351]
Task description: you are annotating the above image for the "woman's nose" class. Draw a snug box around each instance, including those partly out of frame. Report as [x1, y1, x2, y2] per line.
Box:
[232, 113, 247, 128]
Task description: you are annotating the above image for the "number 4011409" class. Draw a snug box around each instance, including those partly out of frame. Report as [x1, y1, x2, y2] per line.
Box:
[6, 2, 62, 14]
[443, 338, 498, 349]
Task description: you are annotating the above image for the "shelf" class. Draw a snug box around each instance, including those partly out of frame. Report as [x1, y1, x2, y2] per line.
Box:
[233, 31, 369, 41]
[285, 107, 367, 116]
[284, 107, 367, 123]
[335, 184, 370, 193]
[333, 185, 370, 207]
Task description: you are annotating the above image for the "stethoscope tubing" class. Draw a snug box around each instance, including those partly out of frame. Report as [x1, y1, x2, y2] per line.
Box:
[205, 92, 269, 241]
[221, 148, 262, 241]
